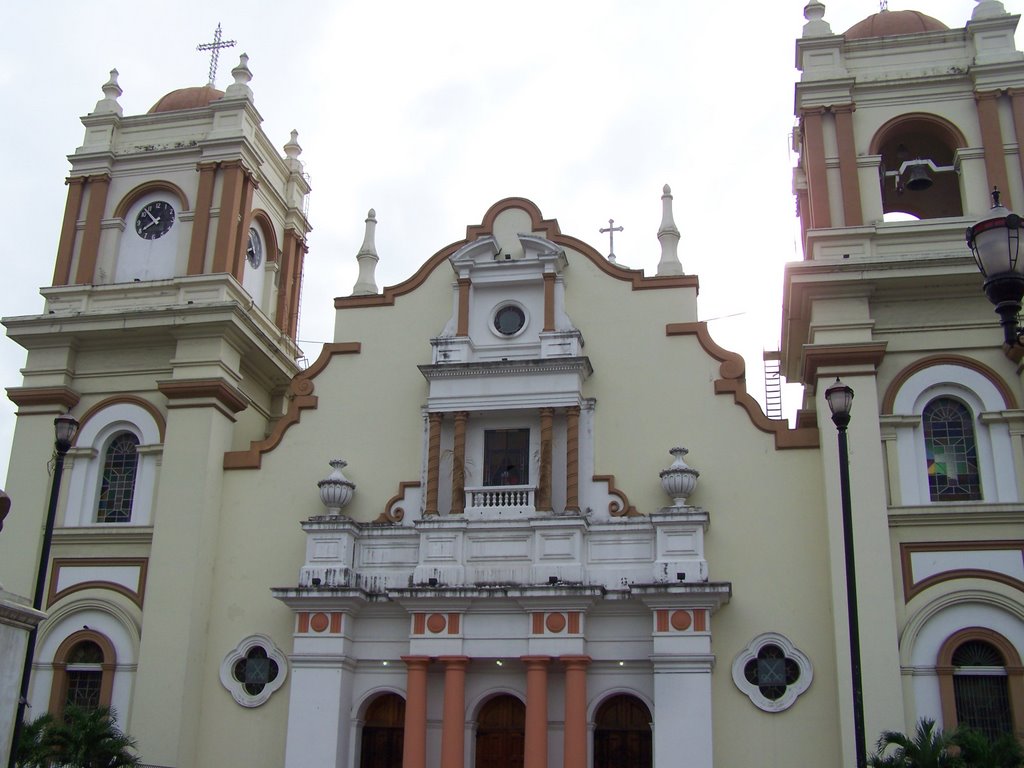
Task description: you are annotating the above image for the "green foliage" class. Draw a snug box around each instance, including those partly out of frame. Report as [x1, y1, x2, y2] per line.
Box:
[950, 725, 1024, 768]
[15, 706, 141, 768]
[868, 718, 964, 768]
[868, 718, 1024, 768]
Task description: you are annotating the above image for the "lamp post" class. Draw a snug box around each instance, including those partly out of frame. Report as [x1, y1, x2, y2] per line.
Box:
[825, 378, 867, 768]
[967, 188, 1024, 346]
[7, 413, 78, 768]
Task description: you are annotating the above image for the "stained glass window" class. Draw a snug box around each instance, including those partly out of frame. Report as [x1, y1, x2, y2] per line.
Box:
[952, 640, 1012, 742]
[743, 643, 801, 701]
[923, 398, 981, 502]
[97, 433, 139, 523]
[233, 645, 279, 696]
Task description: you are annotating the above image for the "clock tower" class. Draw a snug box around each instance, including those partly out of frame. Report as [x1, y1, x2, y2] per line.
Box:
[2, 53, 312, 767]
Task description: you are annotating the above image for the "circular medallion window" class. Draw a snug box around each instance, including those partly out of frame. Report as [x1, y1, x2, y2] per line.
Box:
[732, 632, 813, 712]
[220, 634, 287, 707]
[492, 304, 527, 337]
[246, 227, 263, 269]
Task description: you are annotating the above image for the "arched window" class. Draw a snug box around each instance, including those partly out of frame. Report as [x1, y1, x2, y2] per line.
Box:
[475, 695, 525, 768]
[48, 631, 116, 717]
[360, 693, 405, 768]
[63, 401, 163, 527]
[922, 397, 981, 502]
[593, 694, 652, 768]
[97, 432, 140, 523]
[951, 640, 1013, 741]
[937, 628, 1024, 741]
[885, 361, 1018, 505]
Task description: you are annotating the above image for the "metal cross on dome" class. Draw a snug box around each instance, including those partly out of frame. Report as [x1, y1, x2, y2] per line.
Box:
[196, 23, 237, 87]
[599, 218, 624, 264]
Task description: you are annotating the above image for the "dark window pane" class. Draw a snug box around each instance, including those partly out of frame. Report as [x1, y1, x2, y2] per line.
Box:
[67, 640, 103, 665]
[484, 429, 530, 486]
[954, 674, 1012, 741]
[953, 639, 1012, 741]
[66, 670, 102, 710]
[233, 645, 279, 696]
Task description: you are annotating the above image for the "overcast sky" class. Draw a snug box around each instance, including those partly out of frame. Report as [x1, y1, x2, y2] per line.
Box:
[0, 1, 1011, 485]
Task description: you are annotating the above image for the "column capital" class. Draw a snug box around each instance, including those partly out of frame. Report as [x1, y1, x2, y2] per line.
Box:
[401, 654, 431, 668]
[559, 654, 592, 668]
[438, 655, 470, 668]
[520, 655, 552, 667]
[975, 88, 1004, 102]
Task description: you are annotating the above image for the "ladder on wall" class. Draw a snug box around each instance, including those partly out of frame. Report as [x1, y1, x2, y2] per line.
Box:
[763, 351, 783, 421]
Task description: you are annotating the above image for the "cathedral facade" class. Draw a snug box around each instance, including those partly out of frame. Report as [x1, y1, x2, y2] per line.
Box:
[2, 3, 1024, 767]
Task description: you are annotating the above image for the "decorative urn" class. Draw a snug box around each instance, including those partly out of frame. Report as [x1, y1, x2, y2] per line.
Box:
[659, 447, 699, 506]
[317, 459, 356, 515]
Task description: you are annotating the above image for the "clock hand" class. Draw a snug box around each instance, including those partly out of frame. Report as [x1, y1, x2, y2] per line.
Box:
[144, 208, 160, 225]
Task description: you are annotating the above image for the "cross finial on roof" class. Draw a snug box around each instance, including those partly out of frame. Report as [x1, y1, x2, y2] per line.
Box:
[196, 23, 237, 87]
[599, 219, 624, 264]
[880, 0, 888, 10]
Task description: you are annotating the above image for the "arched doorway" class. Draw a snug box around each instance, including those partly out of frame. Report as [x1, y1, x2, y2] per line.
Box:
[475, 694, 525, 768]
[360, 693, 405, 768]
[593, 694, 652, 768]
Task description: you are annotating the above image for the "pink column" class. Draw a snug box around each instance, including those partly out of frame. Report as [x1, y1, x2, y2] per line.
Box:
[439, 656, 469, 768]
[561, 655, 591, 768]
[401, 656, 430, 768]
[522, 656, 551, 768]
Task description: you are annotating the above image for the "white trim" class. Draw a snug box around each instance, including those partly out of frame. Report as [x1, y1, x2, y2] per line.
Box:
[731, 632, 813, 713]
[902, 596, 1024, 729]
[64, 403, 161, 527]
[891, 364, 1017, 504]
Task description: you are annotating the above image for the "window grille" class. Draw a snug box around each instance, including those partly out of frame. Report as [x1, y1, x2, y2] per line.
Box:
[952, 640, 1012, 741]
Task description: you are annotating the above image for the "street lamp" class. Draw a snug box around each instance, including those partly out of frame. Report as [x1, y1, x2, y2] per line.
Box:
[7, 412, 79, 768]
[966, 188, 1024, 346]
[825, 378, 867, 768]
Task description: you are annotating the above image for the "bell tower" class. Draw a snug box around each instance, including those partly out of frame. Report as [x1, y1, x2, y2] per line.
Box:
[2, 54, 312, 767]
[783, 3, 1024, 766]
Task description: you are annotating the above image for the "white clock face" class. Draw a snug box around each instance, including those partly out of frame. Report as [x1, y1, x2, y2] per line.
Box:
[135, 201, 175, 240]
[246, 227, 263, 268]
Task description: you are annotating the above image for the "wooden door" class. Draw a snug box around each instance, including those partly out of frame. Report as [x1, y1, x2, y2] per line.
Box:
[475, 694, 525, 768]
[593, 694, 652, 768]
[360, 693, 405, 768]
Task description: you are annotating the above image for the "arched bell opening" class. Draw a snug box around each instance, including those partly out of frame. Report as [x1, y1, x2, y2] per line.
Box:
[873, 114, 966, 220]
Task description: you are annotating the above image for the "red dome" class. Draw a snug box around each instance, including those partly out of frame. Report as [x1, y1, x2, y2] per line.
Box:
[148, 85, 225, 114]
[845, 9, 948, 39]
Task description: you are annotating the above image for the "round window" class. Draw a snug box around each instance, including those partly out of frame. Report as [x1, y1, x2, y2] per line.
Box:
[494, 305, 526, 336]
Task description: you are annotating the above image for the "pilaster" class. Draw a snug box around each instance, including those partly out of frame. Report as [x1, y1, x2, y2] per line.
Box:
[128, 393, 236, 767]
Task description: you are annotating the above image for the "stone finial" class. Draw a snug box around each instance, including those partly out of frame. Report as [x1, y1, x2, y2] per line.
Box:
[224, 53, 253, 101]
[283, 129, 303, 173]
[972, 0, 1008, 19]
[802, 1, 833, 36]
[284, 130, 302, 160]
[91, 69, 123, 116]
[318, 459, 355, 516]
[656, 184, 683, 277]
[352, 209, 380, 296]
[659, 447, 699, 507]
